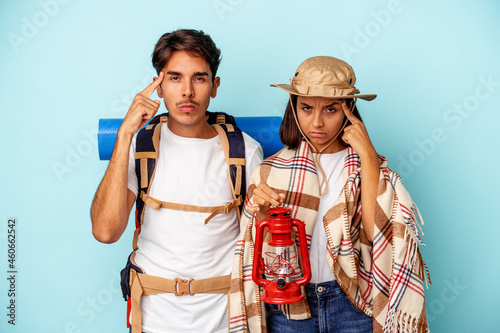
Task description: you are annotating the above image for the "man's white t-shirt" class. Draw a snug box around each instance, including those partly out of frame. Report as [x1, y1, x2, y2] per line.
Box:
[309, 149, 347, 284]
[127, 124, 262, 333]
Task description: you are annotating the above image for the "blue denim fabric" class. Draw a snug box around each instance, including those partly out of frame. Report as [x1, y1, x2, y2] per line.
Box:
[266, 280, 372, 333]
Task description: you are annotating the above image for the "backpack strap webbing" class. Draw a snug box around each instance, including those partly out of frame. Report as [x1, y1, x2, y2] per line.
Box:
[140, 191, 242, 224]
[129, 272, 231, 333]
[212, 123, 246, 221]
[132, 115, 165, 250]
[123, 251, 231, 333]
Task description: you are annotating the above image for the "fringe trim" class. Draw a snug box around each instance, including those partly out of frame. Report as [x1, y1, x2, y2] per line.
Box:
[411, 204, 426, 246]
[384, 310, 429, 333]
[417, 249, 432, 289]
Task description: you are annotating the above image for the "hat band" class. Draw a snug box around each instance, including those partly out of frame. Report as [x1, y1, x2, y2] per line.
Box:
[293, 83, 360, 97]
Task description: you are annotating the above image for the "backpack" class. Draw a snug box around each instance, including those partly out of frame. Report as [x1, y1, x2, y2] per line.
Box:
[120, 111, 247, 330]
[134, 111, 246, 229]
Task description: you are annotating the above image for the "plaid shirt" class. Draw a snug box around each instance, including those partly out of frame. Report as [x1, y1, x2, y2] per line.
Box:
[229, 141, 430, 333]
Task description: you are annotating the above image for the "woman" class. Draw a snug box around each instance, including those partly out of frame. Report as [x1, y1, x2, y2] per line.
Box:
[229, 56, 429, 333]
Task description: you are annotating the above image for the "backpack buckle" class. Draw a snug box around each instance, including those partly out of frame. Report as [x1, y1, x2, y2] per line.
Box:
[216, 114, 226, 124]
[224, 202, 234, 214]
[224, 197, 243, 214]
[174, 278, 194, 296]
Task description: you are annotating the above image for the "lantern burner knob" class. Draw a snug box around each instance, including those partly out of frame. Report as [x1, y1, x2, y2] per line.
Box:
[277, 278, 287, 289]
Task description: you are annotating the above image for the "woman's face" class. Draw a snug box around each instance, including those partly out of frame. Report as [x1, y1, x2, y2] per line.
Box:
[296, 96, 347, 153]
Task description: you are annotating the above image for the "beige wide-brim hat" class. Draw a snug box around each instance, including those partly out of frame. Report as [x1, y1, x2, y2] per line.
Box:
[271, 56, 377, 101]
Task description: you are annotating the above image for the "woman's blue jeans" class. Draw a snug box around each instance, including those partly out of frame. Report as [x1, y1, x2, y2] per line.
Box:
[265, 280, 372, 333]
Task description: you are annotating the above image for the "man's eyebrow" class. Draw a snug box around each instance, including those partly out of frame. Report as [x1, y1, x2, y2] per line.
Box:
[165, 71, 209, 77]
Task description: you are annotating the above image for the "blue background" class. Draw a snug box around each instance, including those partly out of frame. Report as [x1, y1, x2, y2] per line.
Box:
[1, 0, 499, 332]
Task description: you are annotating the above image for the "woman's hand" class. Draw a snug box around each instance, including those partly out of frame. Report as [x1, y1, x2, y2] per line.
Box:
[341, 102, 377, 160]
[247, 183, 285, 221]
[341, 102, 378, 242]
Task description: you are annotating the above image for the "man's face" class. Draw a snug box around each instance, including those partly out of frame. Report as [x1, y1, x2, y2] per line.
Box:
[156, 50, 220, 135]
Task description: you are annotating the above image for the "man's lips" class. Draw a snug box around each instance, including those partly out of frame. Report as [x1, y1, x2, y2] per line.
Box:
[179, 104, 196, 112]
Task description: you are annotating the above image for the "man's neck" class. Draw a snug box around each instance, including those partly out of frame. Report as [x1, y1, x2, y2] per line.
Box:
[167, 119, 217, 139]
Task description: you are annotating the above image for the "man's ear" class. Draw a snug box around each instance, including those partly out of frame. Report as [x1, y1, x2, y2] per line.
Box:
[211, 77, 221, 98]
[153, 77, 163, 98]
[156, 83, 163, 98]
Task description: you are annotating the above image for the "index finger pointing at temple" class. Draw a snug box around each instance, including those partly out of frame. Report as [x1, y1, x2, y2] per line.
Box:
[141, 71, 164, 98]
[342, 102, 361, 124]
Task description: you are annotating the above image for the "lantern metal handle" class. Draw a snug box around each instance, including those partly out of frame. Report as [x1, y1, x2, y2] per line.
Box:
[291, 218, 311, 286]
[252, 219, 269, 286]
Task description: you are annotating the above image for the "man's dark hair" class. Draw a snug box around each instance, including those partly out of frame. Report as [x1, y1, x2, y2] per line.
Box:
[279, 96, 362, 150]
[152, 29, 222, 81]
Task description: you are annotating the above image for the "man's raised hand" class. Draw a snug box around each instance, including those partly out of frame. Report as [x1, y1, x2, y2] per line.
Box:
[120, 72, 164, 136]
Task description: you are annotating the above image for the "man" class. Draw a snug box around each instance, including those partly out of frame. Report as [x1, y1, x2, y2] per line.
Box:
[91, 29, 263, 333]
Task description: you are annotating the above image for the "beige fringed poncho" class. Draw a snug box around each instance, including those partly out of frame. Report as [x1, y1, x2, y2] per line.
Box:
[228, 141, 429, 333]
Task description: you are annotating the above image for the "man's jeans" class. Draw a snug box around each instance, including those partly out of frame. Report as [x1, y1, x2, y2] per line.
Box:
[266, 280, 372, 333]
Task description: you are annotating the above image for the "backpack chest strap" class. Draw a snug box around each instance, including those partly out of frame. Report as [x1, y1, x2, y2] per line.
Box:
[140, 191, 242, 224]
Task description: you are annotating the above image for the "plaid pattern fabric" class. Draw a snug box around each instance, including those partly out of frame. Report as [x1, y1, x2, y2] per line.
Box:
[228, 141, 429, 333]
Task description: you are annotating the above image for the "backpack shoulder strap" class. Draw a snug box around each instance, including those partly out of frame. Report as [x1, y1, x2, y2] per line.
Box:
[212, 123, 247, 220]
[133, 113, 167, 249]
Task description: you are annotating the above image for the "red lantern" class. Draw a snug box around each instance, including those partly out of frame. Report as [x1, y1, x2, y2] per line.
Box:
[252, 206, 312, 304]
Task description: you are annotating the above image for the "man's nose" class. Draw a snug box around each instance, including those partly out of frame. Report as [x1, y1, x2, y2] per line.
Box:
[182, 81, 194, 98]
